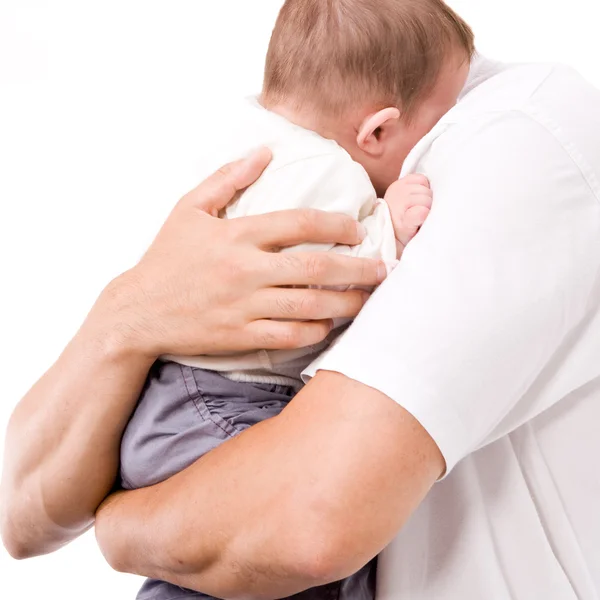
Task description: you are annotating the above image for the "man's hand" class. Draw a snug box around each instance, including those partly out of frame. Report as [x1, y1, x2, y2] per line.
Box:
[385, 174, 433, 256]
[0, 148, 385, 560]
[110, 147, 387, 359]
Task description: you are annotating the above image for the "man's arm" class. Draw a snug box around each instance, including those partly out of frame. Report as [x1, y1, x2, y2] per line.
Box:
[0, 150, 384, 559]
[96, 108, 600, 599]
[95, 372, 442, 600]
[0, 317, 154, 558]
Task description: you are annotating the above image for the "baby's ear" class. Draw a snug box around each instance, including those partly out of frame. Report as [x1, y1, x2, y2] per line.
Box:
[357, 107, 401, 156]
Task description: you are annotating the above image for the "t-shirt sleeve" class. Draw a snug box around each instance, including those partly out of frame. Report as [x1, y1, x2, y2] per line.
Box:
[227, 153, 397, 263]
[304, 112, 600, 474]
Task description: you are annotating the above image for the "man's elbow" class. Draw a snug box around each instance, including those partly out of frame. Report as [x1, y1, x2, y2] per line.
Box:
[0, 491, 77, 561]
[1, 507, 42, 560]
[2, 533, 39, 561]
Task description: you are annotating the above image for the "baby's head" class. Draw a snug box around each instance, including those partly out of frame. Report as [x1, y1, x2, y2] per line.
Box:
[261, 0, 474, 196]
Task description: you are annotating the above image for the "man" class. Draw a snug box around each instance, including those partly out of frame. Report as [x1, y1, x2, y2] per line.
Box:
[2, 24, 600, 600]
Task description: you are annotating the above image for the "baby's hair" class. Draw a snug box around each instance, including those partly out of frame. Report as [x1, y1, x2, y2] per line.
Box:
[262, 0, 475, 120]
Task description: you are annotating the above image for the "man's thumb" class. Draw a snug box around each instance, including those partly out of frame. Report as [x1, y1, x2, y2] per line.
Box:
[186, 147, 273, 216]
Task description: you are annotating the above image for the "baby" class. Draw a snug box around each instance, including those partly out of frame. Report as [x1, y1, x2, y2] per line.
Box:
[119, 1, 474, 599]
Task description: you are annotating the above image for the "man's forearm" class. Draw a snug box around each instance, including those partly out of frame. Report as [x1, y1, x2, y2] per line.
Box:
[0, 280, 155, 558]
[96, 418, 331, 600]
[95, 372, 443, 599]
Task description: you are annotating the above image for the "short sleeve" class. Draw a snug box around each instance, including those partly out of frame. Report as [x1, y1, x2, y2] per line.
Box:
[304, 112, 600, 474]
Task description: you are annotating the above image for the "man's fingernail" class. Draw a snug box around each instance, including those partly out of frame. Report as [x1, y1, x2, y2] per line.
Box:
[356, 222, 367, 240]
[377, 261, 388, 282]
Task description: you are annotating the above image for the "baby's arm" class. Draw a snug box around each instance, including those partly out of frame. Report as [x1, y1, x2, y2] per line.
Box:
[384, 174, 433, 257]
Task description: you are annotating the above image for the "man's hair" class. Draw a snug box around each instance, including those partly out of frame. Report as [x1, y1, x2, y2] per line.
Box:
[262, 0, 475, 120]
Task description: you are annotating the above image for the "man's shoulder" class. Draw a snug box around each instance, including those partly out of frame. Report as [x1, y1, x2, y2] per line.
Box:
[451, 62, 559, 120]
[449, 62, 600, 131]
[405, 63, 600, 182]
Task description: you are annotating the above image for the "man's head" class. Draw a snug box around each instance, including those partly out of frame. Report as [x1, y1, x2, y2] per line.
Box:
[261, 0, 474, 195]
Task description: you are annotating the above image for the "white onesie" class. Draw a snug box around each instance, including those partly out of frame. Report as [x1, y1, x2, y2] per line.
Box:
[165, 98, 397, 388]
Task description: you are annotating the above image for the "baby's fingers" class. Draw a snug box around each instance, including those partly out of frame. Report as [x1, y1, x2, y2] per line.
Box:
[404, 205, 430, 229]
[395, 205, 431, 247]
[385, 182, 432, 207]
[400, 173, 430, 188]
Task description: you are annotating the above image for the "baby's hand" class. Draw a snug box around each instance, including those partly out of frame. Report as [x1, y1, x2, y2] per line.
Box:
[384, 174, 432, 256]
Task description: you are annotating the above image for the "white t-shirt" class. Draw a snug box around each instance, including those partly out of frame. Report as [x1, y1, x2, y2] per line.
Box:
[305, 60, 600, 599]
[166, 98, 396, 387]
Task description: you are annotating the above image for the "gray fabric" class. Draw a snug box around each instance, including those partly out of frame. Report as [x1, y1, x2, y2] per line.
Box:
[136, 560, 377, 600]
[121, 361, 376, 600]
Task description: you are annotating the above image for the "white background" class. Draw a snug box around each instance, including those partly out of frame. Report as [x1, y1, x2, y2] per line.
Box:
[1, 1, 599, 598]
